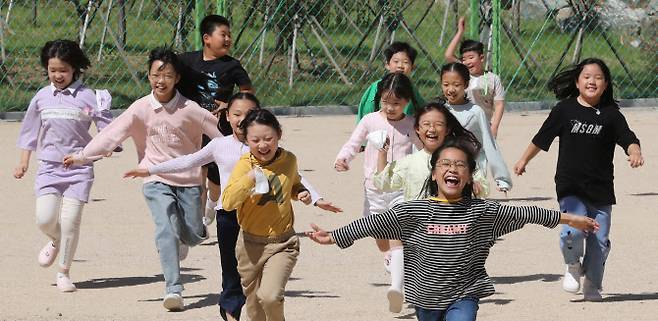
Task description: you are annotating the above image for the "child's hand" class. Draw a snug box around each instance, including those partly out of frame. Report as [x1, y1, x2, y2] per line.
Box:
[104, 152, 113, 158]
[457, 17, 466, 32]
[513, 159, 527, 176]
[123, 168, 150, 178]
[628, 152, 644, 168]
[305, 223, 335, 245]
[63, 154, 83, 168]
[473, 181, 482, 196]
[14, 163, 28, 179]
[563, 213, 599, 233]
[334, 159, 349, 172]
[298, 191, 312, 205]
[315, 199, 343, 213]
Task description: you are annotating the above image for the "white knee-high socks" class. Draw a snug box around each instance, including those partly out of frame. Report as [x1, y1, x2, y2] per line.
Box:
[389, 247, 404, 292]
[36, 194, 84, 270]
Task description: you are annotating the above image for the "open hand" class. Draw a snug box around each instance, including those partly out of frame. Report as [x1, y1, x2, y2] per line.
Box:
[458, 16, 466, 32]
[305, 223, 335, 245]
[124, 168, 150, 178]
[315, 199, 343, 213]
[563, 213, 600, 233]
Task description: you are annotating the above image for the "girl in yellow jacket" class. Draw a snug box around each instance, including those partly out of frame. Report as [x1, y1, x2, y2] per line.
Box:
[221, 108, 306, 321]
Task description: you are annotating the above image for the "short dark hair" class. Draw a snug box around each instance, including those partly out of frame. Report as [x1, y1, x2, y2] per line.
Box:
[40, 39, 91, 79]
[147, 47, 182, 75]
[239, 108, 282, 138]
[200, 15, 230, 39]
[459, 39, 484, 56]
[383, 41, 417, 65]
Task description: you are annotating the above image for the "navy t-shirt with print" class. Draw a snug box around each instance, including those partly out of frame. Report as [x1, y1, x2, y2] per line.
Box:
[178, 51, 252, 112]
[531, 98, 639, 205]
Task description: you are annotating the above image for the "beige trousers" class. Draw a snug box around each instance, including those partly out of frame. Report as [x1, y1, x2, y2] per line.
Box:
[236, 230, 299, 321]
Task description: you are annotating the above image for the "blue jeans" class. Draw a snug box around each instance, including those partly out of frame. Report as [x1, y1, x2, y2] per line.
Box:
[415, 297, 479, 321]
[559, 195, 612, 289]
[143, 182, 206, 294]
[216, 209, 245, 319]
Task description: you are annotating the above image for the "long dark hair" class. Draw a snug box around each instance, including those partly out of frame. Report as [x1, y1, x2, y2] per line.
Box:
[439, 62, 471, 102]
[40, 39, 91, 80]
[414, 99, 481, 152]
[239, 108, 282, 138]
[548, 57, 617, 107]
[419, 138, 478, 199]
[374, 72, 417, 113]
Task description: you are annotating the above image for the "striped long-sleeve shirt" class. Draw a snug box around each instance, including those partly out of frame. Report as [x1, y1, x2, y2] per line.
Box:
[331, 198, 561, 309]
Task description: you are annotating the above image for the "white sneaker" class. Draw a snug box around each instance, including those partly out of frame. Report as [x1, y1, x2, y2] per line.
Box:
[387, 288, 404, 313]
[562, 262, 581, 293]
[56, 274, 76, 292]
[179, 243, 189, 261]
[163, 292, 184, 311]
[583, 278, 602, 301]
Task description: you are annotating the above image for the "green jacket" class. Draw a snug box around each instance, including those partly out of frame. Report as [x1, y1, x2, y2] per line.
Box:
[356, 79, 426, 123]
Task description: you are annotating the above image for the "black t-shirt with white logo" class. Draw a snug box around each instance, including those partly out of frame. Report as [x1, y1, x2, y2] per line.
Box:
[532, 98, 640, 205]
[178, 51, 252, 112]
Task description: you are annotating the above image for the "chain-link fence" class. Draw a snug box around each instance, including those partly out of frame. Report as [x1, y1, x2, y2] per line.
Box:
[0, 0, 655, 111]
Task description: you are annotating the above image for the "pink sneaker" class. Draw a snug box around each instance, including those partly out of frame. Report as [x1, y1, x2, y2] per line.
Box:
[38, 242, 59, 267]
[56, 274, 76, 292]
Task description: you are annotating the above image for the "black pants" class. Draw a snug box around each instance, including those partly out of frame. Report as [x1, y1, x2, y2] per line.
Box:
[216, 209, 245, 318]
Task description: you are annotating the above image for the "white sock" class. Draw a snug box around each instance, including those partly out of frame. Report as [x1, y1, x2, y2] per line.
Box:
[389, 247, 404, 292]
[206, 195, 217, 210]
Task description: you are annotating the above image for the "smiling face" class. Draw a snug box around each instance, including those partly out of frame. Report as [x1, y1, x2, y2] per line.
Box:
[246, 123, 281, 163]
[47, 58, 75, 90]
[148, 60, 180, 103]
[431, 147, 471, 200]
[228, 99, 258, 140]
[441, 71, 468, 105]
[379, 91, 408, 121]
[203, 24, 232, 58]
[461, 50, 484, 75]
[385, 51, 414, 76]
[416, 110, 449, 153]
[575, 63, 608, 106]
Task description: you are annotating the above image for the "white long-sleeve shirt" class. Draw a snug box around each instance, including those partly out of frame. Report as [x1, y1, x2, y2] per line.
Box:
[149, 135, 322, 209]
[446, 101, 512, 191]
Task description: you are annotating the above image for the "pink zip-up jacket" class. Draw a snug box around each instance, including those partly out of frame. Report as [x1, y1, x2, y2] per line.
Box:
[78, 91, 220, 187]
[336, 111, 420, 189]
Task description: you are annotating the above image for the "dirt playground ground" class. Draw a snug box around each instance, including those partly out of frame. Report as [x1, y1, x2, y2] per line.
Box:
[1, 109, 657, 321]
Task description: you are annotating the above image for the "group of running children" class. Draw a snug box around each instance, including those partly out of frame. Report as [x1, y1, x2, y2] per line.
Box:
[14, 13, 644, 321]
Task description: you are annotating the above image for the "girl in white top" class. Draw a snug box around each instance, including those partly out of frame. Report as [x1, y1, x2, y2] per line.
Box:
[439, 62, 512, 198]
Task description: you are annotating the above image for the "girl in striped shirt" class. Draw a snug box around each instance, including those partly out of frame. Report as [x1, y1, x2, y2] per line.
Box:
[308, 138, 598, 321]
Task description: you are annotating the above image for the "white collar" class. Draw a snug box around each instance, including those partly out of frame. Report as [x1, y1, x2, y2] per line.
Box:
[50, 79, 82, 95]
[148, 90, 182, 110]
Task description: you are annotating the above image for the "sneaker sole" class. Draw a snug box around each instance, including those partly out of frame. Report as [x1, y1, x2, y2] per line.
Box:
[387, 289, 403, 313]
[163, 297, 184, 311]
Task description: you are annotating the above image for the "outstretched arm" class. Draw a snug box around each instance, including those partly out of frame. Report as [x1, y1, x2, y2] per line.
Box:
[307, 208, 404, 248]
[444, 16, 465, 63]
